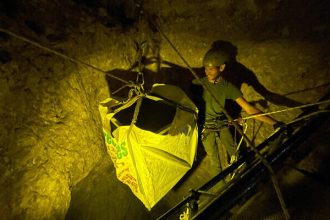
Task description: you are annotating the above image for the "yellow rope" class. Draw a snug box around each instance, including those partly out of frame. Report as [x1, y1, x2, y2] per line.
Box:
[242, 99, 330, 120]
[237, 123, 248, 151]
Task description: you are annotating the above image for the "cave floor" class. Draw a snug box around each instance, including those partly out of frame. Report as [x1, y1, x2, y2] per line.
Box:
[66, 117, 330, 220]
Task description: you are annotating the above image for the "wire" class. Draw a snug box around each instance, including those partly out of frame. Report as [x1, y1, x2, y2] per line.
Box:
[242, 99, 330, 120]
[0, 28, 129, 84]
[287, 110, 330, 126]
[237, 123, 248, 152]
[151, 20, 291, 220]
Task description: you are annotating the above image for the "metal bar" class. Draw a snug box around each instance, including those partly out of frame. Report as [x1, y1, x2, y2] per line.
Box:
[192, 111, 329, 219]
[157, 106, 329, 220]
[157, 127, 285, 220]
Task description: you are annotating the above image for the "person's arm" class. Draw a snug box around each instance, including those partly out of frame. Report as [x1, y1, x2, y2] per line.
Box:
[235, 96, 277, 126]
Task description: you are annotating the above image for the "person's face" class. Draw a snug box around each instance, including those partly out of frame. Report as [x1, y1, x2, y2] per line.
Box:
[205, 66, 220, 82]
[204, 64, 226, 82]
[206, 63, 227, 83]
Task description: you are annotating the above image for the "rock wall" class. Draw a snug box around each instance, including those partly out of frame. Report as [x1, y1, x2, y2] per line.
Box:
[0, 0, 329, 219]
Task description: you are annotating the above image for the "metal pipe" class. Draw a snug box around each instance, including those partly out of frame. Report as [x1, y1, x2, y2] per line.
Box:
[192, 110, 329, 219]
[157, 106, 329, 220]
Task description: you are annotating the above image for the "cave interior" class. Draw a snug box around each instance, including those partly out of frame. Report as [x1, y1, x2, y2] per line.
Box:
[0, 0, 329, 219]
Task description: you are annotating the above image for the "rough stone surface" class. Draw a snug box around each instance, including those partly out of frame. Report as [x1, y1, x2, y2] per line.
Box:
[0, 0, 329, 219]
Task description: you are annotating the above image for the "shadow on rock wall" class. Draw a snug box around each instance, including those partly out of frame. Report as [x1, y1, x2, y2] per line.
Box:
[212, 40, 304, 116]
[105, 40, 303, 123]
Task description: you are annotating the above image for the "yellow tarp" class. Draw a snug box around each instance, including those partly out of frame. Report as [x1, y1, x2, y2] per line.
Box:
[99, 84, 198, 210]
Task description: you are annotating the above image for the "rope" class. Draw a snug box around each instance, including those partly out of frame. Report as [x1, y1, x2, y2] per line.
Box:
[125, 97, 151, 208]
[152, 20, 291, 220]
[0, 28, 129, 84]
[112, 80, 141, 95]
[287, 110, 330, 126]
[237, 123, 248, 152]
[242, 99, 330, 120]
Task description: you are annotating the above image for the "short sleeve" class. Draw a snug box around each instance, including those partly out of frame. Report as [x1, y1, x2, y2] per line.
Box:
[192, 78, 203, 85]
[227, 82, 242, 100]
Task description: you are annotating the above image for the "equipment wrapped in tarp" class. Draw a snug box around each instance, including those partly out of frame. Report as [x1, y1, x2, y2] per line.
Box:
[99, 84, 198, 210]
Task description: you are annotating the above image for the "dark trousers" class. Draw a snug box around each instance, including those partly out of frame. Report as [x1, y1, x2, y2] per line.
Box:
[202, 127, 236, 176]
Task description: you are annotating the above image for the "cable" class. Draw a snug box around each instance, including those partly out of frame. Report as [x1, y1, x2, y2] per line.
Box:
[151, 20, 291, 220]
[237, 123, 248, 152]
[0, 28, 129, 84]
[242, 99, 330, 120]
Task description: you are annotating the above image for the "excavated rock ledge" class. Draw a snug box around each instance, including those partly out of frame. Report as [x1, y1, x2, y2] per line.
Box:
[0, 0, 329, 219]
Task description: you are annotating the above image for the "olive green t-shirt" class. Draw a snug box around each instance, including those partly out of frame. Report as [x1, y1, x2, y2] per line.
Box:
[192, 77, 242, 120]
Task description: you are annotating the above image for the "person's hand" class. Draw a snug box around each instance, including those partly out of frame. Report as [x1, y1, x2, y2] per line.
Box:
[233, 117, 245, 126]
[237, 117, 245, 126]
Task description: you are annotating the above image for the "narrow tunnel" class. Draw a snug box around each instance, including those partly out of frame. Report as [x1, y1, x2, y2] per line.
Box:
[0, 0, 329, 219]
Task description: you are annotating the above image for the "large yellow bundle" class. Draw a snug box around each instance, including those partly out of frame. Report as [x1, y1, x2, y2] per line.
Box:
[99, 84, 198, 210]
